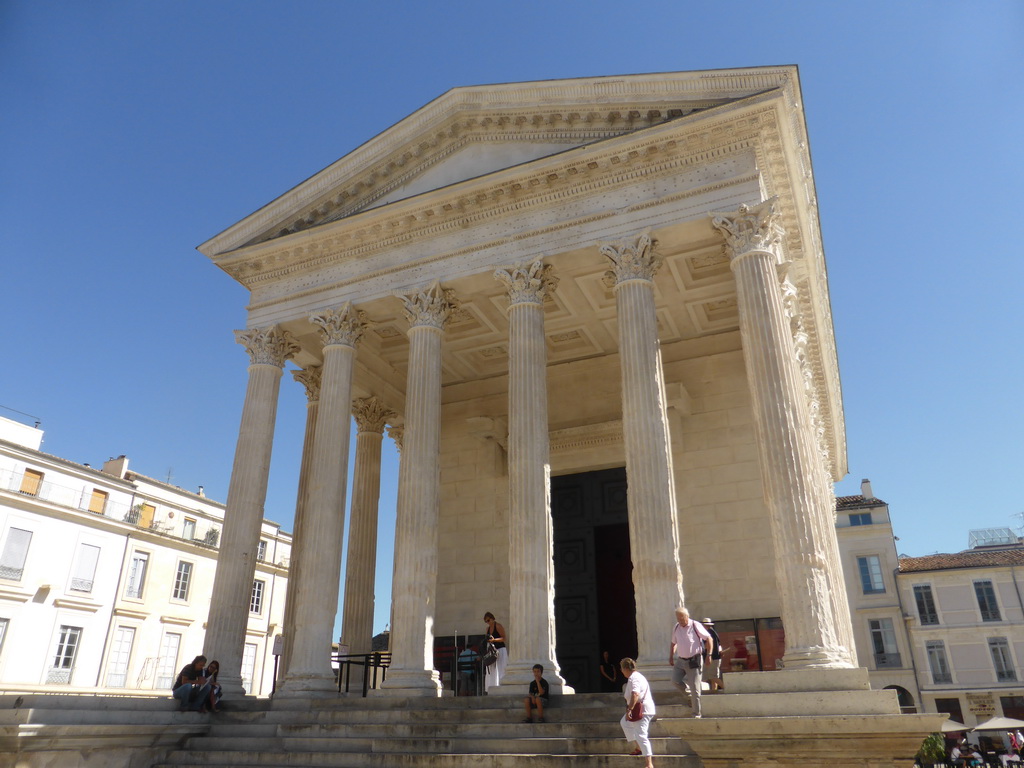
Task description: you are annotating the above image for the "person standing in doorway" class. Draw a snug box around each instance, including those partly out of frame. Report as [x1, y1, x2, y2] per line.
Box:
[484, 611, 507, 692]
[669, 607, 712, 718]
[599, 650, 619, 692]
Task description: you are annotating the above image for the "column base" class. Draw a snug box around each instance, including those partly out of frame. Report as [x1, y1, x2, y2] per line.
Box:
[377, 668, 443, 697]
[274, 673, 338, 698]
[499, 661, 574, 695]
[781, 645, 855, 670]
[215, 673, 247, 699]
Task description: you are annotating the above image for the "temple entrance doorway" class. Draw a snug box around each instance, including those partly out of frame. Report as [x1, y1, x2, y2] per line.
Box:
[551, 466, 638, 693]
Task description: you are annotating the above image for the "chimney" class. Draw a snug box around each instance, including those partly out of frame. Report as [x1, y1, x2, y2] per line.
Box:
[197, 485, 205, 497]
[860, 478, 874, 499]
[102, 455, 130, 479]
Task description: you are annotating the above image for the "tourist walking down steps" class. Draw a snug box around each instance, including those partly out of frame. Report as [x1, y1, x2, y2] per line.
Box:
[669, 607, 712, 718]
[619, 657, 656, 768]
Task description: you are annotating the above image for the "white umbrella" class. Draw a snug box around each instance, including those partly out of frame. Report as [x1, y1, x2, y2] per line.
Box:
[971, 716, 1024, 731]
[942, 719, 967, 733]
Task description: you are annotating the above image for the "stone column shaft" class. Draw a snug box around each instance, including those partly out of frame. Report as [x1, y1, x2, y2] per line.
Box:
[340, 397, 394, 655]
[712, 200, 850, 669]
[278, 366, 321, 679]
[381, 283, 455, 696]
[281, 305, 363, 694]
[602, 235, 685, 686]
[494, 262, 569, 692]
[206, 326, 297, 697]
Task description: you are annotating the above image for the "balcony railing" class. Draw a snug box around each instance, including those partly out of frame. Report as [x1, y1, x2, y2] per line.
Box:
[874, 652, 902, 669]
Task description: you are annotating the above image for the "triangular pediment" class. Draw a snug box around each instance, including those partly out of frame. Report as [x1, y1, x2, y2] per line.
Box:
[200, 67, 798, 256]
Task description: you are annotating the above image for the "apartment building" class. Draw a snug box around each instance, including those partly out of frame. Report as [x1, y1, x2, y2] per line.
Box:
[0, 416, 290, 695]
[836, 479, 1024, 726]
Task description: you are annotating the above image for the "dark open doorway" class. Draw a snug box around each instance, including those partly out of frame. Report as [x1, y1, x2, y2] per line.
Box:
[551, 466, 637, 692]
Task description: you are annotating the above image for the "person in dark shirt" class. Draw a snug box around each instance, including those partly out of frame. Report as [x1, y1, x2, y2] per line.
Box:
[522, 664, 549, 723]
[172, 655, 211, 712]
[599, 650, 619, 692]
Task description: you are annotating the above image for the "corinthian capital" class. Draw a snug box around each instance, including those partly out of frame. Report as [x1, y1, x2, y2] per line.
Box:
[352, 396, 395, 434]
[387, 424, 404, 453]
[600, 233, 661, 286]
[234, 326, 300, 368]
[710, 198, 784, 262]
[309, 303, 365, 347]
[292, 365, 323, 403]
[494, 260, 558, 306]
[401, 281, 458, 330]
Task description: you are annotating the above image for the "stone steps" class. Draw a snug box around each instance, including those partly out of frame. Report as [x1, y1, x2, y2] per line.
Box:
[155, 752, 701, 768]
[153, 693, 701, 768]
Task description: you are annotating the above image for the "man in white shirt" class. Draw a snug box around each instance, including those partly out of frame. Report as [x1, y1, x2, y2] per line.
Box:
[669, 607, 713, 718]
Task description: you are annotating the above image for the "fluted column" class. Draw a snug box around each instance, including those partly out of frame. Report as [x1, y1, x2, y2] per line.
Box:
[601, 235, 685, 687]
[782, 266, 857, 665]
[279, 304, 365, 694]
[494, 261, 571, 693]
[278, 365, 321, 679]
[380, 282, 455, 696]
[711, 199, 851, 669]
[205, 326, 298, 697]
[340, 396, 395, 655]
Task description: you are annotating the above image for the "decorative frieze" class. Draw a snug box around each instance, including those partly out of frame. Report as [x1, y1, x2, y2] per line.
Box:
[234, 326, 299, 367]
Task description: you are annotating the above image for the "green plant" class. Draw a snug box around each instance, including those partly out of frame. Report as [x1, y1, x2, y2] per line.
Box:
[916, 733, 946, 766]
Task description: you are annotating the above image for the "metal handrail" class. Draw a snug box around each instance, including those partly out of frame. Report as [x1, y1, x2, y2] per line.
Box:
[334, 651, 391, 697]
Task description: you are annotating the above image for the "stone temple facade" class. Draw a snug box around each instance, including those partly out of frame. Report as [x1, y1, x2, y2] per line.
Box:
[195, 68, 940, 763]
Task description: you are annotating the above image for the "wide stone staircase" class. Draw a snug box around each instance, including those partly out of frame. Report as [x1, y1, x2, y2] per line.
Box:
[153, 692, 702, 768]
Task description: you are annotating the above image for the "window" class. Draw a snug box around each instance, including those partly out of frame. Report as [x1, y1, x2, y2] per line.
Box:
[138, 503, 156, 528]
[0, 618, 8, 655]
[989, 638, 1017, 682]
[975, 580, 1002, 621]
[87, 489, 108, 514]
[914, 584, 939, 625]
[70, 543, 100, 593]
[868, 618, 901, 668]
[1002, 696, 1024, 721]
[182, 518, 196, 540]
[250, 580, 265, 615]
[241, 642, 257, 694]
[49, 625, 82, 684]
[936, 697, 964, 724]
[849, 512, 872, 526]
[172, 561, 193, 601]
[125, 552, 148, 599]
[0, 528, 33, 581]
[927, 641, 952, 684]
[18, 469, 43, 496]
[257, 540, 267, 562]
[105, 626, 135, 688]
[857, 555, 885, 594]
[155, 632, 181, 690]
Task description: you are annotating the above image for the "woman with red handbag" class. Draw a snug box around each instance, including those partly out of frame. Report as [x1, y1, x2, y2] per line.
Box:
[619, 657, 656, 767]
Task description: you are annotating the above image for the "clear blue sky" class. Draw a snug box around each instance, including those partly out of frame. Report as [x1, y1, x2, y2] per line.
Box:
[3, 1, 1022, 638]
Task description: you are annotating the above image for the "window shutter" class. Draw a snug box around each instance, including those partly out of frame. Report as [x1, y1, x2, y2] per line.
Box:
[71, 544, 100, 592]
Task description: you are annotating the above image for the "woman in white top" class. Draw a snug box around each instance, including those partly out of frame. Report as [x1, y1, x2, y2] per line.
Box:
[619, 657, 656, 768]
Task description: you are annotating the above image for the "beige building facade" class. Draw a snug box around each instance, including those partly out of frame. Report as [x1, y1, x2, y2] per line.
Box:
[838, 480, 1024, 728]
[0, 416, 289, 697]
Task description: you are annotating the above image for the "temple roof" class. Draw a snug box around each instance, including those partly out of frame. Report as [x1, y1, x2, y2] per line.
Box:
[199, 67, 801, 258]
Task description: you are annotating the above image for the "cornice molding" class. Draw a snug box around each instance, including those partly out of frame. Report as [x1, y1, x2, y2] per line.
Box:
[53, 597, 101, 612]
[199, 68, 798, 256]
